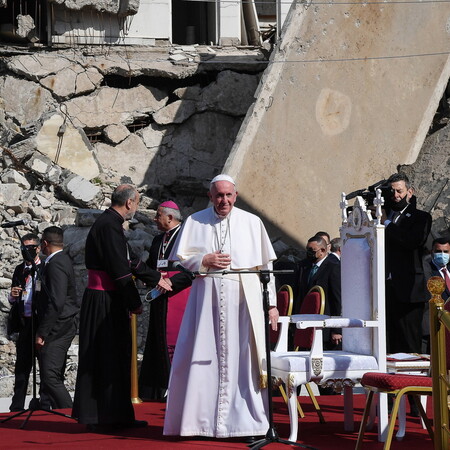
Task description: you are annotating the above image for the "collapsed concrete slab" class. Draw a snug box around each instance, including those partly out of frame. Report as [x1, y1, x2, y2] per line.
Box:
[95, 133, 158, 186]
[63, 85, 168, 128]
[60, 173, 103, 208]
[224, 2, 450, 246]
[0, 77, 57, 126]
[36, 114, 100, 180]
[48, 0, 139, 15]
[40, 65, 103, 100]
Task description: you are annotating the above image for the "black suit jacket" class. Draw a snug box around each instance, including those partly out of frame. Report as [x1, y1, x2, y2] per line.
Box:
[36, 251, 79, 341]
[385, 203, 432, 303]
[11, 261, 41, 317]
[422, 257, 450, 336]
[296, 255, 342, 343]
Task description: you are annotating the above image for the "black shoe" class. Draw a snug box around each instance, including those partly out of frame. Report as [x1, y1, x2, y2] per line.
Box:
[115, 420, 148, 429]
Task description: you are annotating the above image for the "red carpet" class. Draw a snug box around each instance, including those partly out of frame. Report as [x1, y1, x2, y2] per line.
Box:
[0, 394, 433, 449]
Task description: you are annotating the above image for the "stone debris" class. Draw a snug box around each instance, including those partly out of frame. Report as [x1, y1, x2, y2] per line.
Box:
[103, 124, 130, 145]
[16, 15, 37, 42]
[49, 0, 140, 15]
[0, 42, 272, 399]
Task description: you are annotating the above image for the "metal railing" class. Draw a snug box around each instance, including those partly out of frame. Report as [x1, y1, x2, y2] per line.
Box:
[428, 275, 450, 450]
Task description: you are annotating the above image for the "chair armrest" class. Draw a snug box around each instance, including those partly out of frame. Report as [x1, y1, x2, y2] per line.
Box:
[294, 317, 379, 329]
[291, 314, 329, 323]
[273, 316, 291, 352]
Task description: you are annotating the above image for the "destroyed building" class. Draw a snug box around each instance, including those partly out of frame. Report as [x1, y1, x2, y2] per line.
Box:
[1, 0, 450, 398]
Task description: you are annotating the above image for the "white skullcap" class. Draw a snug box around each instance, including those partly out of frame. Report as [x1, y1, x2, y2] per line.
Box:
[210, 174, 236, 186]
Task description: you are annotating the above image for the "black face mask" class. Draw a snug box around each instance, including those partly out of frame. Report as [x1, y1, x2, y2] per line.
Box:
[390, 195, 408, 212]
[306, 248, 318, 262]
[21, 245, 37, 262]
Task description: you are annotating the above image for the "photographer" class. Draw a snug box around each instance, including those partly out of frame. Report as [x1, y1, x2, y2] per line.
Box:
[8, 234, 43, 412]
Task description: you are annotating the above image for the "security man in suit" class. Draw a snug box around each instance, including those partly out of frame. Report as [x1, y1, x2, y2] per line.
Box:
[297, 235, 342, 350]
[422, 236, 450, 353]
[382, 172, 432, 354]
[8, 233, 42, 412]
[35, 226, 79, 409]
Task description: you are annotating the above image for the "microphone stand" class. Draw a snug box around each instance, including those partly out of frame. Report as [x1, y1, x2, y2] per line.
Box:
[191, 268, 317, 450]
[1, 225, 74, 429]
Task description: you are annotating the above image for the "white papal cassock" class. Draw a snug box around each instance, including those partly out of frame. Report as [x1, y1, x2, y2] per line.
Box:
[163, 206, 277, 438]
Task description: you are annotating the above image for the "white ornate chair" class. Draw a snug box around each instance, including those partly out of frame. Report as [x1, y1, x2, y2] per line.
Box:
[271, 192, 389, 442]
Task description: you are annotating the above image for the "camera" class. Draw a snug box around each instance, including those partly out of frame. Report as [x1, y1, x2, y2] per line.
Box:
[346, 179, 392, 209]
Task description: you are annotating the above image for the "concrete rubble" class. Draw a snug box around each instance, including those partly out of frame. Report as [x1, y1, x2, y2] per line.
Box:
[0, 43, 269, 399]
[48, 0, 140, 15]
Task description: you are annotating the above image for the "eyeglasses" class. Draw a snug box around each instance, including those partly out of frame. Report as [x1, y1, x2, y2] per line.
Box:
[23, 245, 38, 250]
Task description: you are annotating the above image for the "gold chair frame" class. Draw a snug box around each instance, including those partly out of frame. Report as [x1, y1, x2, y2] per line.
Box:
[277, 284, 326, 424]
[356, 276, 449, 450]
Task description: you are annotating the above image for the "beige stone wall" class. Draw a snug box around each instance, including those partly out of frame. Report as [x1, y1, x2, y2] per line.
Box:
[225, 1, 450, 247]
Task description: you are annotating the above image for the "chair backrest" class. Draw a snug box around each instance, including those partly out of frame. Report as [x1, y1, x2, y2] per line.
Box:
[339, 194, 386, 372]
[294, 285, 325, 350]
[270, 284, 294, 346]
[278, 284, 294, 316]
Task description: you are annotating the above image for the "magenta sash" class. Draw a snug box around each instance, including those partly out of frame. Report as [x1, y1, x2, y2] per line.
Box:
[87, 269, 117, 291]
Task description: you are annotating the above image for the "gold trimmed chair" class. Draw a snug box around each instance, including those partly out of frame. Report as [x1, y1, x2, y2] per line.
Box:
[270, 284, 294, 348]
[293, 285, 326, 423]
[355, 372, 433, 450]
[272, 285, 327, 424]
[271, 195, 388, 442]
[356, 277, 450, 449]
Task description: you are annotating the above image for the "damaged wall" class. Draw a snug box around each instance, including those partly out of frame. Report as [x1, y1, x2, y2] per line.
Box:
[48, 0, 140, 15]
[224, 1, 450, 246]
[0, 44, 268, 398]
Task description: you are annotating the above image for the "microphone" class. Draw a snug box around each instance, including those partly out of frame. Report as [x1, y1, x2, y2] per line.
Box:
[1, 219, 29, 228]
[170, 261, 197, 280]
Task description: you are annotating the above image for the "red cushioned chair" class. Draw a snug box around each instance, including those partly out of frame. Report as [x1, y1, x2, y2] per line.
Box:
[294, 285, 326, 423]
[270, 285, 297, 412]
[270, 284, 294, 348]
[356, 298, 450, 450]
[272, 285, 326, 423]
[355, 372, 434, 450]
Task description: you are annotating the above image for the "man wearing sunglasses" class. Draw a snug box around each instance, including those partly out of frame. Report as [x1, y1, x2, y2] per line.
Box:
[35, 226, 79, 409]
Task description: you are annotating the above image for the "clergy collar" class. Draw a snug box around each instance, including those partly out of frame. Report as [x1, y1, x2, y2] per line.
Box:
[107, 207, 125, 223]
[165, 223, 181, 235]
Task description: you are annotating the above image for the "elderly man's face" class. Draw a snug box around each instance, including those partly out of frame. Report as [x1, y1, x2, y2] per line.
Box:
[208, 181, 237, 217]
[154, 207, 172, 232]
[125, 192, 140, 220]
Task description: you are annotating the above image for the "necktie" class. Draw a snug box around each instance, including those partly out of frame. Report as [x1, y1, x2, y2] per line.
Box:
[441, 267, 450, 293]
[308, 264, 318, 285]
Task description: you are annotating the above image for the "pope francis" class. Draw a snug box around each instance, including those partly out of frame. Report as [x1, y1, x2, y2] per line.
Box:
[163, 174, 279, 441]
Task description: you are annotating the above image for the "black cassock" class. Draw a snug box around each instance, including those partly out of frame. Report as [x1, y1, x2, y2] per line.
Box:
[72, 208, 160, 425]
[139, 226, 192, 400]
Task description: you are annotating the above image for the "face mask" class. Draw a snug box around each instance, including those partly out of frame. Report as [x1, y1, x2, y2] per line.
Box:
[306, 248, 318, 262]
[433, 252, 449, 268]
[390, 195, 408, 212]
[21, 245, 37, 262]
